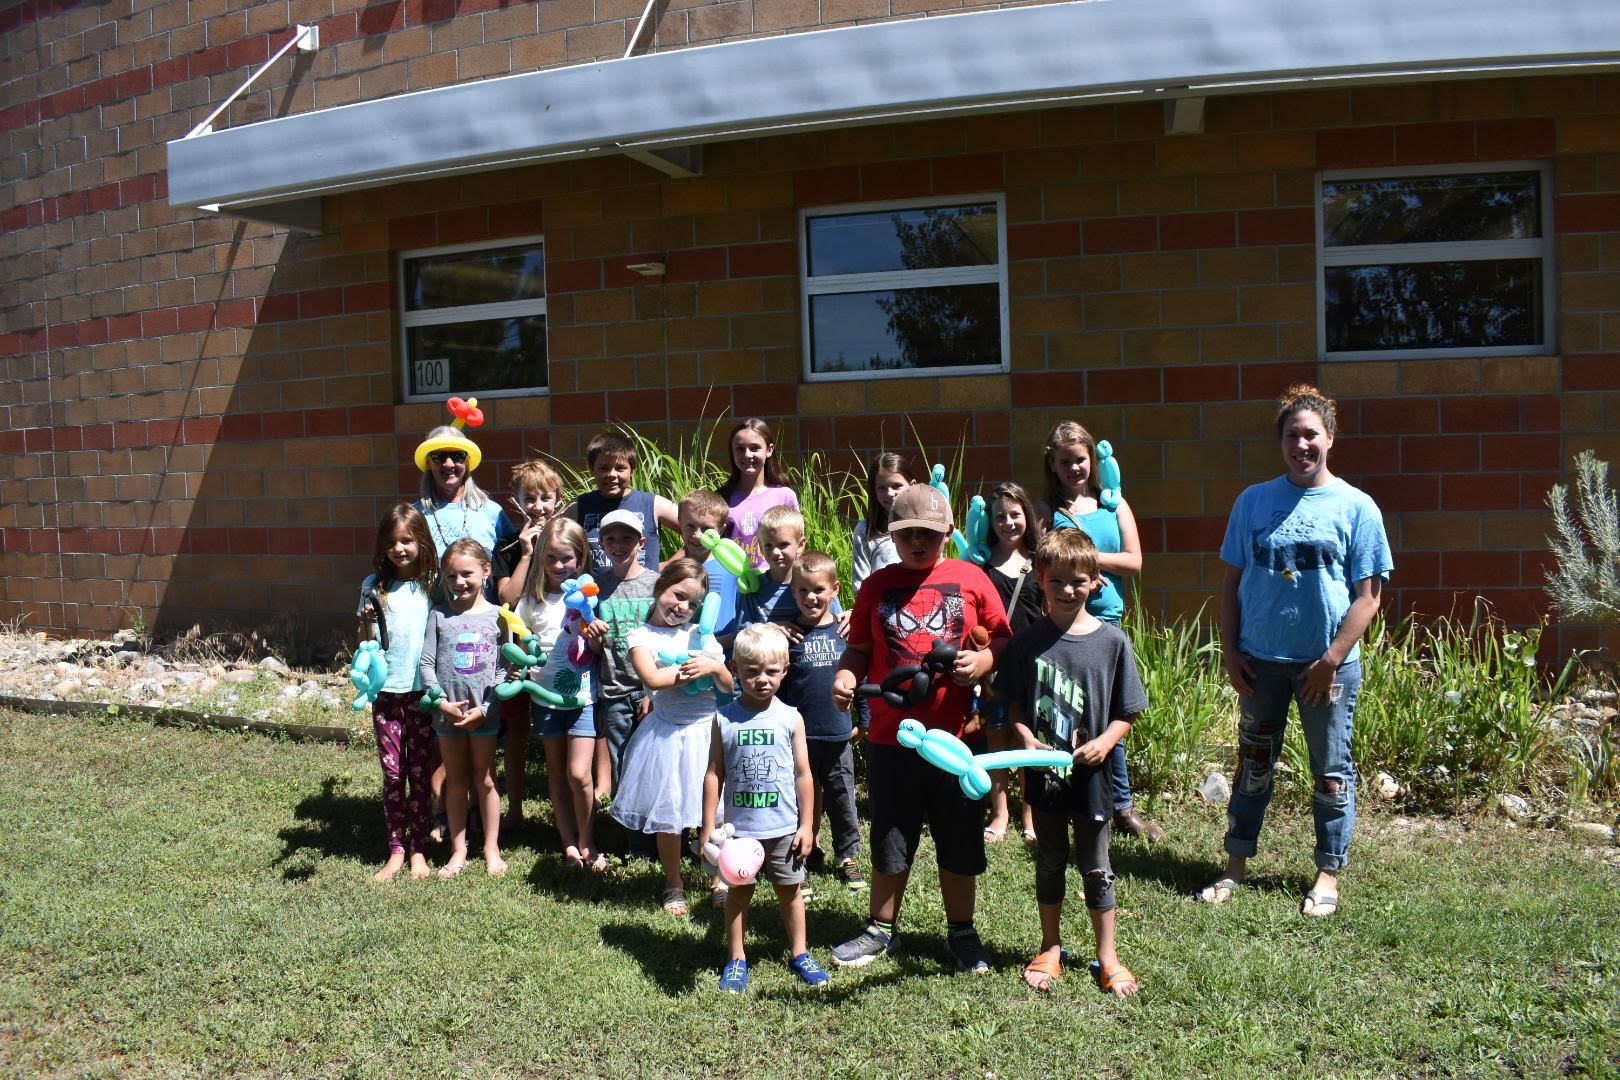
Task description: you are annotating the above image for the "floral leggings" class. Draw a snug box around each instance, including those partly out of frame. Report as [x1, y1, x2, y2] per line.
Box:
[373, 690, 433, 856]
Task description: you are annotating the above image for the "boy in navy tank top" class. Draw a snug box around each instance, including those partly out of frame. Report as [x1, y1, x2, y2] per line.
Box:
[702, 625, 828, 993]
[569, 431, 680, 574]
[778, 552, 865, 894]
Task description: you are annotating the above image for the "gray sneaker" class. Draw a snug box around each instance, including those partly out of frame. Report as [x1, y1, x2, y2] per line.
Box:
[946, 927, 991, 974]
[831, 925, 897, 967]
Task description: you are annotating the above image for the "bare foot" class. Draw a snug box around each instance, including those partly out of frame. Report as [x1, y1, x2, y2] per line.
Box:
[564, 845, 585, 870]
[409, 853, 432, 879]
[373, 852, 405, 882]
[484, 850, 508, 877]
[439, 852, 468, 879]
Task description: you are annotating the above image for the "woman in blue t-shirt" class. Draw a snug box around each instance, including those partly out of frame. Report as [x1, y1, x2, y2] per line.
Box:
[1197, 385, 1393, 919]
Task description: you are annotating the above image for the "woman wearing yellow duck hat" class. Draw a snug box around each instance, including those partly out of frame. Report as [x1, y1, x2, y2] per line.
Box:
[412, 397, 517, 601]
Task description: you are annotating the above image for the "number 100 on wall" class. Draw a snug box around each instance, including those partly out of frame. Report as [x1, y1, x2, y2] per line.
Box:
[413, 358, 450, 394]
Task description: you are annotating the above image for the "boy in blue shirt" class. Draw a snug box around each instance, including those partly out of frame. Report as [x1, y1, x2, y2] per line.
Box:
[568, 431, 680, 574]
[778, 552, 865, 895]
[736, 506, 841, 638]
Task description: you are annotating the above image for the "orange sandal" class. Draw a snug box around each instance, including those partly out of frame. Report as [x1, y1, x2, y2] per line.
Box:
[1090, 960, 1140, 998]
[1022, 949, 1065, 992]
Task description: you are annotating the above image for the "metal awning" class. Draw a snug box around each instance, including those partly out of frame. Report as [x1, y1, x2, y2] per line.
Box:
[166, 0, 1620, 230]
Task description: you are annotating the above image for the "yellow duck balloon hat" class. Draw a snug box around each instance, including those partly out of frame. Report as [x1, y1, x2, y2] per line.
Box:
[413, 396, 485, 473]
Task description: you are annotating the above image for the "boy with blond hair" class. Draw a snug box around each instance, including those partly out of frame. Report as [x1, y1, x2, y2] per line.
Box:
[496, 459, 565, 606]
[997, 528, 1146, 998]
[702, 624, 827, 993]
[736, 505, 839, 641]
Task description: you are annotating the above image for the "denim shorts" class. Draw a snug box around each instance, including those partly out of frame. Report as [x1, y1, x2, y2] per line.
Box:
[532, 701, 597, 740]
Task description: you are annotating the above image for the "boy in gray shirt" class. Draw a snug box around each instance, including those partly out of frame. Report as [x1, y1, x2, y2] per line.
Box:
[995, 529, 1147, 999]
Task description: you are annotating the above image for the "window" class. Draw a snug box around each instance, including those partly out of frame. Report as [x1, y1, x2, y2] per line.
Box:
[399, 238, 548, 401]
[800, 196, 1009, 381]
[1317, 164, 1554, 360]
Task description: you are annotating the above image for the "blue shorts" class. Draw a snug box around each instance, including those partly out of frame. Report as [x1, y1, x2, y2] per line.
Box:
[533, 702, 596, 740]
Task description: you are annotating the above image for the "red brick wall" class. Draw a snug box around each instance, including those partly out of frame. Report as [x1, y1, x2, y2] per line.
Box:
[2, 0, 1618, 639]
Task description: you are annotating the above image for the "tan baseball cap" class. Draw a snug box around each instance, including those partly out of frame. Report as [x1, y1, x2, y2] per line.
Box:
[889, 484, 953, 533]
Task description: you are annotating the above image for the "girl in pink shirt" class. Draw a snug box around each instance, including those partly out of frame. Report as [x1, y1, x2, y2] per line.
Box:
[718, 418, 799, 570]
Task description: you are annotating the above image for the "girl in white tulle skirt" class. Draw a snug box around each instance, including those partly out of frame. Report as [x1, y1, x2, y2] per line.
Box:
[611, 558, 733, 916]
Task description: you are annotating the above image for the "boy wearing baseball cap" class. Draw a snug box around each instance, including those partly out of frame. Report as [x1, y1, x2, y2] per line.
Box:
[584, 509, 659, 797]
[829, 484, 1012, 972]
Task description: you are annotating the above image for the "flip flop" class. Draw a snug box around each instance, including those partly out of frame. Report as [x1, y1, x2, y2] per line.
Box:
[1302, 889, 1340, 918]
[585, 852, 610, 874]
[1021, 827, 1038, 847]
[1195, 876, 1240, 904]
[983, 825, 1007, 843]
[1022, 949, 1065, 992]
[1090, 959, 1140, 998]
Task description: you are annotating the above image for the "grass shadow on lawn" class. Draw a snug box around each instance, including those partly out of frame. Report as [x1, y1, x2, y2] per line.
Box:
[274, 774, 379, 879]
[1105, 822, 1330, 901]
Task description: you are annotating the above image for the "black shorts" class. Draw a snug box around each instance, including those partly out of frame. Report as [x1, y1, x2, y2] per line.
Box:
[867, 742, 987, 877]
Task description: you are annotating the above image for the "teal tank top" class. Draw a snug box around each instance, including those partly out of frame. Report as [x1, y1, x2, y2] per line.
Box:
[1052, 505, 1126, 623]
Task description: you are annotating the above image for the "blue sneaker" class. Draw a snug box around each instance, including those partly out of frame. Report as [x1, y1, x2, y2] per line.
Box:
[789, 952, 830, 988]
[831, 924, 897, 967]
[718, 959, 749, 994]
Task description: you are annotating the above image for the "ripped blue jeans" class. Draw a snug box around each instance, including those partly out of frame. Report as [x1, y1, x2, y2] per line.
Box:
[1224, 656, 1360, 872]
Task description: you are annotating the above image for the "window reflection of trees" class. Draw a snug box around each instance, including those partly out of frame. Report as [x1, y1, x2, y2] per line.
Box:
[1323, 173, 1540, 247]
[1325, 261, 1537, 352]
[873, 208, 999, 370]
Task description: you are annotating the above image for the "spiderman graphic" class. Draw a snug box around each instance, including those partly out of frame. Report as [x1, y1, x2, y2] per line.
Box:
[876, 584, 967, 666]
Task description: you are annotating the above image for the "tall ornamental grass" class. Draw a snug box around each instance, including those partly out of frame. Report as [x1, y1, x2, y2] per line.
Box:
[1277, 608, 1582, 806]
[541, 417, 1604, 807]
[1122, 603, 1235, 799]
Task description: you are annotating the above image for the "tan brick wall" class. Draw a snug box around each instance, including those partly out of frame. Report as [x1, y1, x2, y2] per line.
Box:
[2, 0, 1618, 636]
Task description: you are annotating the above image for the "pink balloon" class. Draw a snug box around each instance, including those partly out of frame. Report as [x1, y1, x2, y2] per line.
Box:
[716, 837, 765, 887]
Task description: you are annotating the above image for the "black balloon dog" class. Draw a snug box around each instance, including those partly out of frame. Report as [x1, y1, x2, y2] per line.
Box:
[857, 637, 960, 709]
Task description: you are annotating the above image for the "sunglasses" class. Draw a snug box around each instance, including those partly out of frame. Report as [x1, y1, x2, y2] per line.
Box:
[428, 450, 467, 465]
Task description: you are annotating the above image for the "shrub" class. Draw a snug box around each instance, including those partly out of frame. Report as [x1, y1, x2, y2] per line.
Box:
[1545, 450, 1620, 623]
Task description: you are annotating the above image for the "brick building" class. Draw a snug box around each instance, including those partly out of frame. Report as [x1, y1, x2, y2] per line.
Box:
[3, 0, 1618, 644]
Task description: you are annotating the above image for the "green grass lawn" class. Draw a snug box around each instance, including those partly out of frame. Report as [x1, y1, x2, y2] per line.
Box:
[1, 709, 1616, 1079]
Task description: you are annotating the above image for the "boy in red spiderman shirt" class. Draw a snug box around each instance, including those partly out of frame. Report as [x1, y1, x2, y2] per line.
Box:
[830, 484, 1011, 972]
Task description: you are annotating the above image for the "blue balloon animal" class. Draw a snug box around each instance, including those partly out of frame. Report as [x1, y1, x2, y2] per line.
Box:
[928, 463, 974, 561]
[961, 494, 992, 566]
[657, 591, 725, 696]
[896, 718, 1072, 800]
[349, 639, 388, 711]
[1096, 440, 1123, 511]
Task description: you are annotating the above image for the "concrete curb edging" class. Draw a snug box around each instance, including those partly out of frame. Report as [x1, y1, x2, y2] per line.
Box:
[0, 695, 353, 745]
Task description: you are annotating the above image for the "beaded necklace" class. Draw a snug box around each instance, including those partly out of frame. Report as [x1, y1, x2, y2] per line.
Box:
[425, 493, 472, 554]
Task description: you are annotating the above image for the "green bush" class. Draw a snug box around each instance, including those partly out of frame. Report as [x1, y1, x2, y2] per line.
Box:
[1289, 607, 1578, 806]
